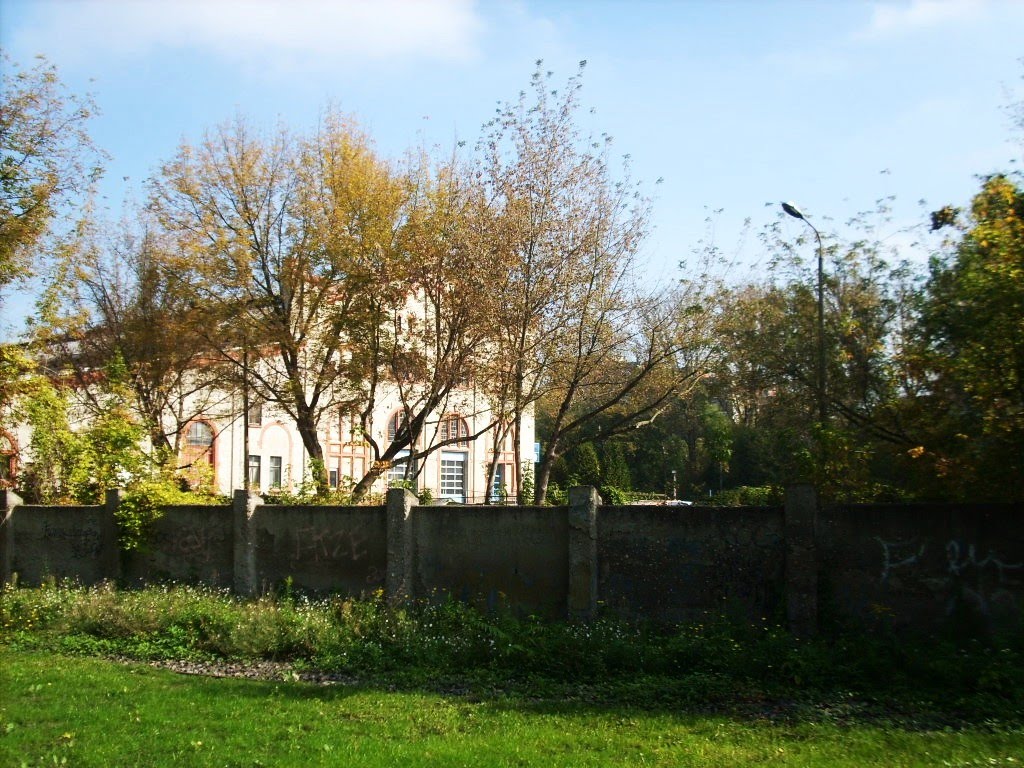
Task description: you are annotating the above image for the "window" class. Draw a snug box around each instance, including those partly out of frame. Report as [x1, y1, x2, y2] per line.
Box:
[387, 411, 408, 443]
[440, 414, 469, 447]
[440, 451, 466, 503]
[340, 409, 363, 442]
[329, 469, 339, 488]
[181, 421, 216, 489]
[183, 421, 215, 466]
[187, 421, 214, 448]
[339, 456, 365, 486]
[0, 431, 17, 487]
[387, 450, 417, 489]
[247, 455, 261, 487]
[392, 351, 421, 382]
[269, 456, 282, 488]
[247, 399, 263, 427]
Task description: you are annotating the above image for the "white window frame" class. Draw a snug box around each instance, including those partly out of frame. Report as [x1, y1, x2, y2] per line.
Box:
[247, 455, 261, 487]
[440, 451, 466, 503]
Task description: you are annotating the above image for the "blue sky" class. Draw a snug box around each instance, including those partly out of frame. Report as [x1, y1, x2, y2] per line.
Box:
[2, 0, 1022, 338]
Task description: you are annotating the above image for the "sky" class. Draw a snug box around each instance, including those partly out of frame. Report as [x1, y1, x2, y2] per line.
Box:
[1, 0, 1022, 339]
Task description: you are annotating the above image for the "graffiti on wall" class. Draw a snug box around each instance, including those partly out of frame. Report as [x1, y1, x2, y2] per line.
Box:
[43, 522, 102, 559]
[875, 537, 926, 582]
[150, 526, 227, 565]
[874, 536, 1024, 619]
[292, 526, 369, 565]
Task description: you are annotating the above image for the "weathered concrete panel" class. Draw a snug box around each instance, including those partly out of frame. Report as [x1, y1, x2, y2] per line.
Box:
[819, 503, 1024, 634]
[413, 505, 569, 617]
[252, 505, 387, 596]
[10, 505, 118, 585]
[598, 505, 786, 622]
[122, 506, 234, 588]
[5, 489, 1021, 638]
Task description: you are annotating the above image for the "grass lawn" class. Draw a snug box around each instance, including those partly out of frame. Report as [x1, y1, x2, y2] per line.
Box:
[2, 648, 1023, 768]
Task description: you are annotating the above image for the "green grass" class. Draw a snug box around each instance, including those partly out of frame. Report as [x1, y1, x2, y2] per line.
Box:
[3, 649, 1022, 767]
[2, 582, 1024, 765]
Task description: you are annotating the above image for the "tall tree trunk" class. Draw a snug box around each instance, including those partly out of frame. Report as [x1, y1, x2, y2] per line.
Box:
[350, 460, 386, 503]
[484, 442, 499, 505]
[534, 440, 560, 505]
[294, 412, 329, 496]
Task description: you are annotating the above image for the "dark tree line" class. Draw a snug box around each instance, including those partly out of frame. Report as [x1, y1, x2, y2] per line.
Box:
[556, 173, 1024, 503]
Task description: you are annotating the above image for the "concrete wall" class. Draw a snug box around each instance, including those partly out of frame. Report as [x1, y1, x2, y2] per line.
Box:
[2, 488, 1022, 635]
[599, 504, 785, 623]
[122, 504, 234, 589]
[5, 501, 119, 585]
[820, 502, 1024, 634]
[412, 504, 569, 615]
[251, 504, 387, 596]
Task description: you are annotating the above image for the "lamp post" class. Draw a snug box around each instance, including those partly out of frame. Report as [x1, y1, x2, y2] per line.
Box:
[782, 202, 826, 424]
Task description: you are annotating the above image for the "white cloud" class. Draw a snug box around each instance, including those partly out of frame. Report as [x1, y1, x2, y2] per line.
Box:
[859, 0, 989, 39]
[10, 0, 485, 69]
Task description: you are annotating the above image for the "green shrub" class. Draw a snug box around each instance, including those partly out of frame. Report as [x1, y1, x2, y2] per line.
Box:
[600, 485, 631, 505]
[706, 485, 783, 506]
[117, 478, 224, 551]
[3, 583, 1024, 721]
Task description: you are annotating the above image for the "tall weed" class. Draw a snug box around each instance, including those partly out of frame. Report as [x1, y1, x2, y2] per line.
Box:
[2, 582, 1023, 721]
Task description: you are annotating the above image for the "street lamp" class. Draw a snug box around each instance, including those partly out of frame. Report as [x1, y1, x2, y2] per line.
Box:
[782, 202, 827, 424]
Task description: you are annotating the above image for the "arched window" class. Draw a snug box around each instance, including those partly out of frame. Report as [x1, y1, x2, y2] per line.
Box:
[0, 430, 18, 488]
[183, 420, 216, 465]
[187, 421, 214, 448]
[439, 414, 469, 447]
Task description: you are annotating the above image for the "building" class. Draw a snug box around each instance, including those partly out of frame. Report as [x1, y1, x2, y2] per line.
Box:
[178, 382, 532, 503]
[2, 339, 534, 504]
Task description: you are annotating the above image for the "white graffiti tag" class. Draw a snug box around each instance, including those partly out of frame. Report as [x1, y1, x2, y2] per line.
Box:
[876, 537, 926, 582]
[946, 541, 1024, 581]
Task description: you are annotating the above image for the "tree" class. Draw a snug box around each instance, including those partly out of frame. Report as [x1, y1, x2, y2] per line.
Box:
[16, 362, 149, 504]
[916, 174, 1024, 499]
[41, 212, 231, 463]
[0, 53, 103, 300]
[475, 63, 701, 503]
[346, 153, 502, 502]
[150, 113, 405, 495]
[474, 62, 605, 502]
[706, 204, 923, 499]
[600, 440, 632, 492]
[534, 289, 700, 503]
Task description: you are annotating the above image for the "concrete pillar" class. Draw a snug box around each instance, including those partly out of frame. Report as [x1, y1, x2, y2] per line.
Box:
[567, 486, 600, 620]
[233, 489, 262, 596]
[785, 483, 818, 637]
[0, 489, 22, 585]
[386, 488, 417, 606]
[104, 488, 126, 581]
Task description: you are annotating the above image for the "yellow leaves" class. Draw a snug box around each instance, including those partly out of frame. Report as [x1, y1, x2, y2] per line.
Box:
[907, 446, 925, 459]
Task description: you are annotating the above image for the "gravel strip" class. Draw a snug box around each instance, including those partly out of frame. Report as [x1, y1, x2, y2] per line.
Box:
[131, 658, 361, 686]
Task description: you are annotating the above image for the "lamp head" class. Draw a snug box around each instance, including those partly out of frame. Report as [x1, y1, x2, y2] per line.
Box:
[781, 201, 805, 220]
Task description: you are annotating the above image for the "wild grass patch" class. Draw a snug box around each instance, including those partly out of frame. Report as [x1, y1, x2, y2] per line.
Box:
[3, 650, 1023, 768]
[2, 580, 1023, 725]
